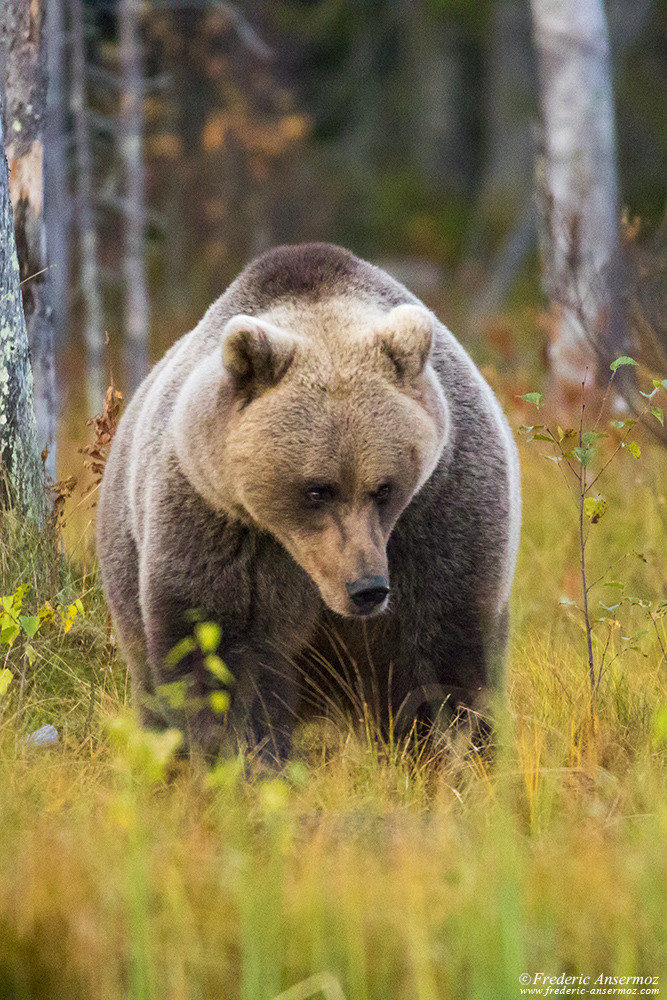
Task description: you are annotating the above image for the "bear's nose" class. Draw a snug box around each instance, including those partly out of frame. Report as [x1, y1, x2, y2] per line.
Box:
[346, 575, 390, 613]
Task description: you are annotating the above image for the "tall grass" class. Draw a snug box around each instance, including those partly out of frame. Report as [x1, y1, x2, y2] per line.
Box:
[0, 437, 665, 999]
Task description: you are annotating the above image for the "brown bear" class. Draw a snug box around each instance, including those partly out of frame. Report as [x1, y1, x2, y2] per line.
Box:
[97, 243, 521, 759]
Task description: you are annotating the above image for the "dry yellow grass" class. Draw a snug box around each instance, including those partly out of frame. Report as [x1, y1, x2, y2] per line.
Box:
[0, 423, 665, 999]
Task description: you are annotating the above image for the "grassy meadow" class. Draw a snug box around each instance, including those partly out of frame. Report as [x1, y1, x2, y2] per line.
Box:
[0, 406, 666, 1000]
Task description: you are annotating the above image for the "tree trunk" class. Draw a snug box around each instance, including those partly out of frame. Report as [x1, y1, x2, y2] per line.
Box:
[0, 103, 45, 522]
[2, 0, 57, 481]
[118, 0, 149, 396]
[466, 0, 537, 317]
[403, 10, 471, 193]
[531, 0, 625, 404]
[485, 1, 535, 208]
[44, 0, 70, 355]
[71, 0, 106, 415]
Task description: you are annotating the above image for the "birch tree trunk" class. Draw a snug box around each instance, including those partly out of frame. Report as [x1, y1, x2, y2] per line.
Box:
[2, 0, 57, 481]
[0, 104, 45, 522]
[531, 0, 625, 402]
[71, 0, 106, 414]
[119, 0, 149, 396]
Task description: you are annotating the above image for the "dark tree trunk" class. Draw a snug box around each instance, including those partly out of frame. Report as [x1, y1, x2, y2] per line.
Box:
[2, 0, 57, 481]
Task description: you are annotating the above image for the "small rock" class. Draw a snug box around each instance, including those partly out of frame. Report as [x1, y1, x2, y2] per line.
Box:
[23, 724, 59, 748]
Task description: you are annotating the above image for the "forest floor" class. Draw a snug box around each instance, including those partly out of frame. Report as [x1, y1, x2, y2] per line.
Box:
[0, 421, 666, 1000]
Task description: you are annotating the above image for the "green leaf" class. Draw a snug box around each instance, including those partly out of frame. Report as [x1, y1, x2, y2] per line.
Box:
[157, 680, 188, 710]
[653, 707, 667, 747]
[1, 585, 29, 617]
[532, 433, 553, 441]
[258, 778, 290, 814]
[206, 757, 245, 791]
[286, 760, 309, 785]
[1, 622, 20, 646]
[194, 621, 221, 654]
[650, 406, 664, 426]
[204, 655, 235, 686]
[604, 581, 625, 589]
[582, 431, 608, 445]
[610, 356, 638, 372]
[574, 446, 595, 467]
[209, 691, 230, 715]
[625, 441, 641, 459]
[0, 668, 12, 698]
[25, 644, 37, 666]
[519, 392, 543, 409]
[20, 615, 41, 639]
[106, 715, 182, 783]
[583, 496, 607, 523]
[164, 636, 197, 669]
[38, 604, 55, 625]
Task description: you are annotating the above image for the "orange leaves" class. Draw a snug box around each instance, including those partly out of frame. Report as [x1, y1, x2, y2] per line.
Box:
[79, 382, 124, 503]
[147, 133, 182, 160]
[201, 109, 309, 157]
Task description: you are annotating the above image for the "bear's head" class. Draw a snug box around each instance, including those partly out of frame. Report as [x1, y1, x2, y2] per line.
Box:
[174, 302, 449, 618]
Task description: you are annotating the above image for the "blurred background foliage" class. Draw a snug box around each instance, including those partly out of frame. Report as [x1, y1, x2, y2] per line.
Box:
[63, 0, 665, 384]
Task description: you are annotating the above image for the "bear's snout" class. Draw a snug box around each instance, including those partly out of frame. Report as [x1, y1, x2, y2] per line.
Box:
[346, 575, 390, 615]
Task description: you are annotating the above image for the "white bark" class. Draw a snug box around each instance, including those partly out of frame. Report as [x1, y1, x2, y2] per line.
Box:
[531, 0, 623, 392]
[2, 0, 57, 480]
[0, 107, 45, 521]
[119, 0, 149, 395]
[71, 0, 106, 414]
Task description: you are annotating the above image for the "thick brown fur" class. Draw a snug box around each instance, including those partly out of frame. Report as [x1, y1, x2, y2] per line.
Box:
[97, 243, 521, 760]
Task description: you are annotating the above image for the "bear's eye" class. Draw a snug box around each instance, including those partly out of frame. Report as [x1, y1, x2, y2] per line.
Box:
[372, 483, 391, 505]
[304, 485, 335, 508]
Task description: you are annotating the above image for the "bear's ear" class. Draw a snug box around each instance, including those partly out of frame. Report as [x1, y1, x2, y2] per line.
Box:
[223, 315, 301, 397]
[375, 304, 434, 382]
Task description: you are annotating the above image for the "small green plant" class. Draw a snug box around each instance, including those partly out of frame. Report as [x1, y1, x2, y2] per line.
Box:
[107, 712, 183, 784]
[0, 583, 88, 725]
[519, 361, 667, 707]
[142, 620, 237, 752]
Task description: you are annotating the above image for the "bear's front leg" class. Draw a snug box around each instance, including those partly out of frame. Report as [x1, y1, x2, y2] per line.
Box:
[140, 567, 319, 764]
[139, 583, 230, 757]
[221, 640, 301, 764]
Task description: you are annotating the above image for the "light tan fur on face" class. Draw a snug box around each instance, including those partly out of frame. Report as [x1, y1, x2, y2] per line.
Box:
[171, 299, 450, 617]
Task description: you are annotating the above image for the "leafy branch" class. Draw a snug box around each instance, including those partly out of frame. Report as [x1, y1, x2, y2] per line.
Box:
[518, 358, 666, 708]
